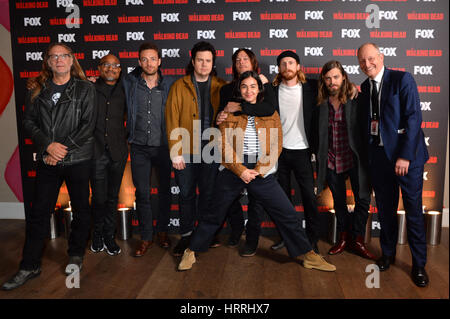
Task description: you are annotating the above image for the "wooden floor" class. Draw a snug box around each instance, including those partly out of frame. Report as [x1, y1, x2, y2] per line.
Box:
[0, 219, 448, 299]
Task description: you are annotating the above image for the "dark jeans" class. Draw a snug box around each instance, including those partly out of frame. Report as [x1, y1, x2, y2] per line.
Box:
[189, 167, 312, 258]
[174, 159, 220, 236]
[90, 148, 127, 238]
[130, 144, 171, 241]
[277, 148, 320, 244]
[20, 161, 92, 270]
[369, 145, 427, 267]
[326, 166, 370, 238]
[223, 193, 262, 248]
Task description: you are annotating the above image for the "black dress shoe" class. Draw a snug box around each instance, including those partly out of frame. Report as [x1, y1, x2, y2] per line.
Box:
[271, 240, 285, 250]
[1, 268, 41, 290]
[411, 266, 429, 287]
[376, 255, 395, 271]
[227, 233, 241, 247]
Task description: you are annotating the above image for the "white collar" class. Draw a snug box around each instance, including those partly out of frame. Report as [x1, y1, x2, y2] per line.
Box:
[371, 66, 385, 84]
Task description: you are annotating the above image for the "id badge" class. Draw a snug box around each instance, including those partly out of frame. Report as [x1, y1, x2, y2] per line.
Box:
[370, 120, 379, 136]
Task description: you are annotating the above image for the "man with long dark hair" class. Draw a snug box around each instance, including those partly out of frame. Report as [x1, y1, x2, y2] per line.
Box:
[165, 41, 226, 256]
[316, 60, 375, 260]
[2, 43, 96, 290]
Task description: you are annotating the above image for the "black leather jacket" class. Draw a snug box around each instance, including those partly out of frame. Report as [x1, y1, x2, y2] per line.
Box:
[23, 77, 97, 166]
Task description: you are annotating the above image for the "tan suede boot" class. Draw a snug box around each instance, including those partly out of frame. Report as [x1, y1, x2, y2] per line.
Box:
[302, 250, 336, 272]
[178, 248, 196, 271]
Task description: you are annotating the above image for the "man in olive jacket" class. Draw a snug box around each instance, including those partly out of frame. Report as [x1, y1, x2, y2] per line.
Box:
[315, 60, 375, 260]
[165, 41, 226, 256]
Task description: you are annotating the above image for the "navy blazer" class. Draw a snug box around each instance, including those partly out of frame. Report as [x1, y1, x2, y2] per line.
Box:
[358, 68, 429, 168]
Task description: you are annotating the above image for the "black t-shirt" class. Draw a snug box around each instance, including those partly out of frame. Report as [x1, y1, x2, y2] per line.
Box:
[197, 80, 210, 131]
[50, 81, 69, 105]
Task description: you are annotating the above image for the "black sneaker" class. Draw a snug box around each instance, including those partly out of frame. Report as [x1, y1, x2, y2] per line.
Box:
[173, 236, 191, 257]
[90, 233, 104, 253]
[227, 233, 241, 247]
[1, 268, 41, 290]
[271, 240, 285, 250]
[239, 243, 257, 257]
[103, 237, 121, 256]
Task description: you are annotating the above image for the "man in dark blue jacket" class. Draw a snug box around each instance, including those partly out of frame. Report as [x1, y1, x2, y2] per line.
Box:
[123, 42, 175, 257]
[357, 43, 429, 287]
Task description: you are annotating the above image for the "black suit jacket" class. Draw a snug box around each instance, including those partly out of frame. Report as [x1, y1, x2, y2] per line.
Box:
[93, 77, 128, 162]
[272, 78, 318, 151]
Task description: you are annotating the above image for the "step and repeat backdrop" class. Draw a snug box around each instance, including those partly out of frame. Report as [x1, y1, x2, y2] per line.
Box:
[10, 0, 449, 236]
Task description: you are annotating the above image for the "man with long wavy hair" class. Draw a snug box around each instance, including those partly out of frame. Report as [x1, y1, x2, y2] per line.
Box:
[315, 60, 375, 260]
[2, 43, 96, 290]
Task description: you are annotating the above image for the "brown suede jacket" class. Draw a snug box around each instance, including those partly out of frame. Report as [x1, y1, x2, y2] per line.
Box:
[165, 74, 226, 159]
[219, 111, 283, 178]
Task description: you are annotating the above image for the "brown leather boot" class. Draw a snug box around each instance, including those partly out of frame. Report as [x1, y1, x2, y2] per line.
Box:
[134, 240, 152, 257]
[328, 231, 349, 255]
[351, 235, 377, 260]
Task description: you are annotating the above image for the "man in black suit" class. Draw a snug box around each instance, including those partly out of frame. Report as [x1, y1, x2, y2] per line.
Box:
[270, 51, 321, 253]
[90, 54, 128, 256]
[315, 60, 375, 260]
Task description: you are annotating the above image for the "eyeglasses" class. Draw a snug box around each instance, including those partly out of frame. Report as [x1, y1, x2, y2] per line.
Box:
[48, 54, 71, 61]
[101, 63, 121, 69]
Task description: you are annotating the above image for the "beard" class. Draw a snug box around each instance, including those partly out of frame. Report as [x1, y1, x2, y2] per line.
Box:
[327, 85, 341, 96]
[281, 70, 296, 81]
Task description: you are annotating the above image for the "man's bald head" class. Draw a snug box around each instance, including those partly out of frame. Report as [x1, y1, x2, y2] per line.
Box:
[98, 54, 121, 84]
[99, 54, 120, 65]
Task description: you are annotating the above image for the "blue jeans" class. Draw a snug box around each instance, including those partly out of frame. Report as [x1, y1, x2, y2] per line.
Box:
[190, 157, 312, 258]
[130, 144, 171, 241]
[174, 159, 220, 236]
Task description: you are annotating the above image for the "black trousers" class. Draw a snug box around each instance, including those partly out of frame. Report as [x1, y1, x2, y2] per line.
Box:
[223, 194, 263, 248]
[190, 164, 312, 258]
[20, 161, 92, 270]
[326, 166, 370, 238]
[90, 148, 127, 238]
[130, 144, 172, 241]
[277, 148, 320, 244]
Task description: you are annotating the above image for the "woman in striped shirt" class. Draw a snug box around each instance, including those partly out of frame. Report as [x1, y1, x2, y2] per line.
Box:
[178, 71, 336, 273]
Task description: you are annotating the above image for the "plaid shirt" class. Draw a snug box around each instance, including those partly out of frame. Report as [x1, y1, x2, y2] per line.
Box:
[327, 101, 354, 173]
